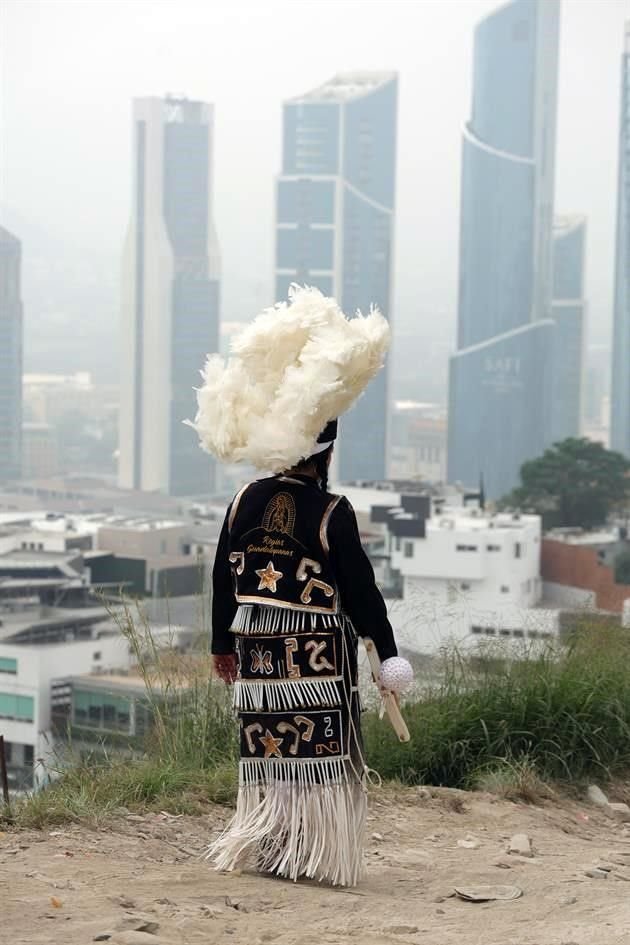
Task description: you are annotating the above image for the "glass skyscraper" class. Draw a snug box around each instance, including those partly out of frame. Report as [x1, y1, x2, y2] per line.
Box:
[276, 73, 398, 482]
[550, 215, 586, 442]
[448, 0, 560, 499]
[612, 24, 630, 458]
[119, 96, 221, 496]
[0, 226, 23, 483]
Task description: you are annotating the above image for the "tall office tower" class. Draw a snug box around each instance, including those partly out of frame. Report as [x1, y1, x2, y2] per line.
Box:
[550, 215, 586, 442]
[119, 96, 220, 496]
[0, 226, 23, 483]
[612, 24, 630, 458]
[447, 0, 560, 499]
[276, 73, 398, 482]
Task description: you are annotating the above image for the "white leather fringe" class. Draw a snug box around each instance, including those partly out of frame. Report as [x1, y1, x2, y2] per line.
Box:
[231, 604, 344, 635]
[233, 677, 341, 712]
[207, 759, 367, 887]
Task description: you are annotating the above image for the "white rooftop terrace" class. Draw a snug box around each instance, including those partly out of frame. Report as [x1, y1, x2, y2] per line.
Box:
[290, 71, 397, 103]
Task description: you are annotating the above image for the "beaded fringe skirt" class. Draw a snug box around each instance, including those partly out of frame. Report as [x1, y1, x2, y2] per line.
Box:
[206, 604, 367, 887]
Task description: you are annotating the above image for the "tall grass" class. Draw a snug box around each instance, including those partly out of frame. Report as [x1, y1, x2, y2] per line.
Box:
[5, 614, 630, 828]
[364, 625, 630, 787]
[117, 598, 238, 769]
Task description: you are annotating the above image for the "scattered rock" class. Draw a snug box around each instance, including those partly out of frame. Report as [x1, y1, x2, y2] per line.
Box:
[560, 896, 578, 906]
[454, 884, 522, 902]
[587, 785, 609, 807]
[608, 803, 630, 824]
[508, 834, 533, 858]
[386, 925, 420, 935]
[494, 858, 513, 869]
[94, 935, 112, 942]
[111, 896, 138, 910]
[585, 868, 608, 879]
[416, 787, 432, 801]
[113, 933, 162, 945]
[371, 832, 384, 842]
[457, 834, 480, 850]
[114, 917, 159, 934]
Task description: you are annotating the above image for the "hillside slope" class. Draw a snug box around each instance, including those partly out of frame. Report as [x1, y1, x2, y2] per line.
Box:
[4, 788, 630, 945]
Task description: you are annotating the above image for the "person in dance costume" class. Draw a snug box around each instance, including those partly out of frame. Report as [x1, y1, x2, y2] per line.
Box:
[188, 286, 411, 887]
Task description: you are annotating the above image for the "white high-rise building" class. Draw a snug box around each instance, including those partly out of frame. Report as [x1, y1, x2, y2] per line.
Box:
[119, 96, 221, 496]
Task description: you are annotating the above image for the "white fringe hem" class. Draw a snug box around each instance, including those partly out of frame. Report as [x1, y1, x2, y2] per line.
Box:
[206, 764, 367, 887]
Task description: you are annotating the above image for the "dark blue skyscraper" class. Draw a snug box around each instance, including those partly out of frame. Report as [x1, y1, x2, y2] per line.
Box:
[119, 96, 220, 496]
[448, 0, 560, 498]
[0, 227, 23, 483]
[612, 24, 630, 458]
[276, 73, 398, 482]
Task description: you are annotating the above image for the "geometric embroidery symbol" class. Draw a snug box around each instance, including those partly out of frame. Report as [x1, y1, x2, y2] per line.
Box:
[255, 560, 283, 593]
[305, 639, 335, 673]
[250, 644, 274, 675]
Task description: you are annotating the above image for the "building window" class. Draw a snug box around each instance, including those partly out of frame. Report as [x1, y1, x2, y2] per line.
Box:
[487, 544, 501, 552]
[499, 629, 511, 637]
[513, 629, 524, 638]
[395, 536, 402, 552]
[501, 585, 510, 593]
[404, 541, 414, 558]
[0, 693, 34, 722]
[0, 657, 17, 675]
[24, 744, 34, 765]
[73, 689, 131, 734]
[471, 625, 483, 635]
[182, 543, 191, 556]
[456, 544, 478, 552]
[93, 652, 102, 661]
[515, 542, 522, 558]
[460, 582, 470, 591]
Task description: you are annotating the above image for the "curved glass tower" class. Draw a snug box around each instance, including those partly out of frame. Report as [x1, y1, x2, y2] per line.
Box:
[448, 0, 560, 499]
[276, 73, 398, 482]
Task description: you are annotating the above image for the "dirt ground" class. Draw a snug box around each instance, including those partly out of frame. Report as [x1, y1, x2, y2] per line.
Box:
[3, 787, 630, 945]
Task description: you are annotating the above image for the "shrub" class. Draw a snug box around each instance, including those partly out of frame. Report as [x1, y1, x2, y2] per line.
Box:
[364, 625, 630, 787]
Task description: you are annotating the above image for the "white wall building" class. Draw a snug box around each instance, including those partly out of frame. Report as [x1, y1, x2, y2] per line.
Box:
[0, 628, 129, 790]
[349, 487, 558, 656]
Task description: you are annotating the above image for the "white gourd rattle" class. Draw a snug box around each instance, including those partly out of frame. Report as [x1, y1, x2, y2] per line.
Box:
[379, 656, 414, 693]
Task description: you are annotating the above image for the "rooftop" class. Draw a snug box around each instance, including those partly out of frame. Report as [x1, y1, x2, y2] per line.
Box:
[290, 71, 397, 104]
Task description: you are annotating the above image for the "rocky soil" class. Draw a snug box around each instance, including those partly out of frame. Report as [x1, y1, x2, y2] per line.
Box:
[3, 786, 630, 945]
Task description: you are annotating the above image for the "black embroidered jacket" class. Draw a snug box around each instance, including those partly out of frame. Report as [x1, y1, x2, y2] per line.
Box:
[211, 474, 398, 661]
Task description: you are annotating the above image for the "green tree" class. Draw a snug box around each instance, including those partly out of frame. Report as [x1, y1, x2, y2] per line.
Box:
[500, 438, 630, 530]
[615, 550, 630, 586]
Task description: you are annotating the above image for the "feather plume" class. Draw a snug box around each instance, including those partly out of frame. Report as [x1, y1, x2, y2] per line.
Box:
[186, 285, 390, 472]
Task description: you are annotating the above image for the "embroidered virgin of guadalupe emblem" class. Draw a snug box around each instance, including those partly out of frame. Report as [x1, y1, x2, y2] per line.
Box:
[262, 492, 296, 536]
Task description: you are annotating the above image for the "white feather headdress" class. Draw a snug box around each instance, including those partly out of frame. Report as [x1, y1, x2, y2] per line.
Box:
[187, 285, 390, 472]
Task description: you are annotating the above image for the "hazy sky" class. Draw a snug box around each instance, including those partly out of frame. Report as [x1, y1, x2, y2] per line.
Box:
[1, 0, 628, 350]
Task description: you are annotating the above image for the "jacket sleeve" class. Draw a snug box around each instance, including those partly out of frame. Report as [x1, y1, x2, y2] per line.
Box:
[211, 506, 238, 655]
[327, 497, 398, 661]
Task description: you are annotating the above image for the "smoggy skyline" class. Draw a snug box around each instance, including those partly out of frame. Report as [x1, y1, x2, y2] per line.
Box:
[1, 0, 627, 356]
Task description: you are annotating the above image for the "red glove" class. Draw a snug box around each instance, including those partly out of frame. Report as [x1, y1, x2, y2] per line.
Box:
[213, 653, 237, 684]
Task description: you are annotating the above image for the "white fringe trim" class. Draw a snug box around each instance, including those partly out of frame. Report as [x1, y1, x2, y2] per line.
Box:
[231, 604, 344, 636]
[207, 760, 367, 886]
[233, 677, 341, 711]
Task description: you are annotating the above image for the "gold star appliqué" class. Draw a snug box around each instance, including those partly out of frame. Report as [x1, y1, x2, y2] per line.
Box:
[259, 729, 284, 759]
[255, 560, 283, 593]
